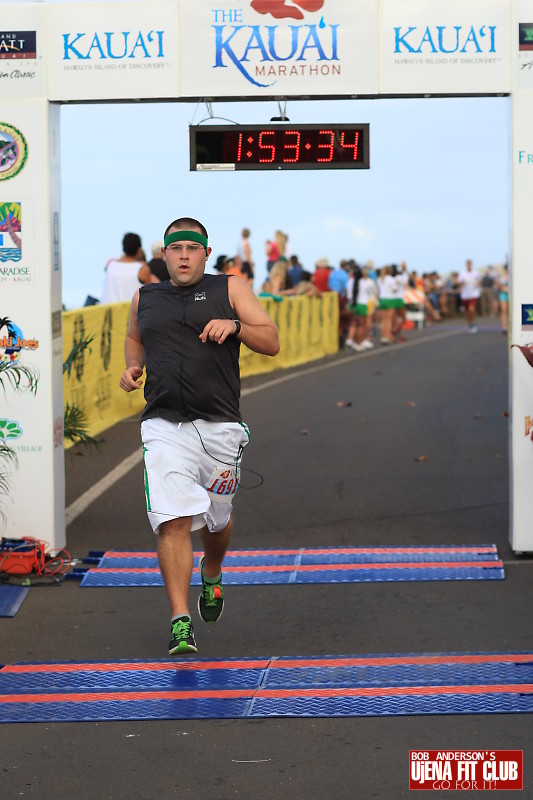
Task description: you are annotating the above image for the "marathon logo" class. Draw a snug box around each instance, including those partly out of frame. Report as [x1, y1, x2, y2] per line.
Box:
[409, 750, 523, 791]
[0, 32, 37, 60]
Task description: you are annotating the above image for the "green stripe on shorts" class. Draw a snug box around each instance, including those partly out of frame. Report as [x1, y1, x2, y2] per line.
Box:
[142, 445, 151, 512]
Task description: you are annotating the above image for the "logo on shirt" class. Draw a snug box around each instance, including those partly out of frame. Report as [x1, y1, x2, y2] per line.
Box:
[195, 292, 207, 301]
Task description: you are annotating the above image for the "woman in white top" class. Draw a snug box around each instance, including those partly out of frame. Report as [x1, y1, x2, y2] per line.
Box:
[101, 232, 151, 304]
[378, 266, 397, 344]
[392, 263, 409, 341]
[345, 265, 376, 352]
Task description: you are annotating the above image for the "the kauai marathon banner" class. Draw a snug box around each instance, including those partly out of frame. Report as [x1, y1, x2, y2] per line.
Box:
[44, 0, 378, 101]
[179, 0, 378, 96]
[42, 0, 513, 102]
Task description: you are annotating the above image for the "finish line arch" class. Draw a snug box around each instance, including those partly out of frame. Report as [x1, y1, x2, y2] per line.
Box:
[1, 0, 531, 552]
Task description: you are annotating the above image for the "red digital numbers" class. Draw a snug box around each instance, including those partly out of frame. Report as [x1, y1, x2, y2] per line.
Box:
[225, 125, 366, 167]
[258, 130, 275, 163]
[317, 129, 334, 162]
[283, 130, 301, 163]
[340, 130, 359, 160]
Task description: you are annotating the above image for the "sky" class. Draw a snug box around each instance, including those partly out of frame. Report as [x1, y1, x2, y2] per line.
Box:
[59, 94, 511, 310]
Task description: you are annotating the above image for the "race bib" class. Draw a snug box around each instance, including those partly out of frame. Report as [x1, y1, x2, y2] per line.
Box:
[205, 467, 239, 501]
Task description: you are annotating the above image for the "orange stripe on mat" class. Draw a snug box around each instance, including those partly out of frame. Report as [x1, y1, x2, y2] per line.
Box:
[1, 684, 532, 705]
[90, 561, 503, 574]
[103, 546, 497, 558]
[4, 653, 532, 675]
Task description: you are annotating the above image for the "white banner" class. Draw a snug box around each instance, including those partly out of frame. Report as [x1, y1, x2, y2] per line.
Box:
[380, 0, 511, 95]
[0, 4, 47, 100]
[47, 2, 180, 101]
[509, 91, 533, 552]
[0, 100, 65, 549]
[178, 0, 378, 98]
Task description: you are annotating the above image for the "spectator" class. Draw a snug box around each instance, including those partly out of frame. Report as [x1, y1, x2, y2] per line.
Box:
[312, 257, 333, 293]
[378, 265, 397, 345]
[287, 254, 304, 287]
[101, 232, 150, 304]
[329, 260, 353, 348]
[458, 258, 481, 333]
[480, 268, 495, 317]
[147, 240, 170, 283]
[497, 265, 509, 334]
[237, 228, 254, 283]
[346, 263, 375, 351]
[392, 263, 409, 342]
[265, 230, 288, 272]
[286, 278, 320, 298]
[260, 260, 288, 297]
[443, 271, 461, 315]
[214, 254, 246, 281]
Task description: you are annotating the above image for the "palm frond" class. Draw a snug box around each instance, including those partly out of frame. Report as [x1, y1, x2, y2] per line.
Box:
[0, 361, 39, 395]
[63, 335, 95, 378]
[63, 402, 99, 448]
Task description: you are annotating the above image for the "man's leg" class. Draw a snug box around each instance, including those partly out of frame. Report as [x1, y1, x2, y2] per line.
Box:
[197, 517, 233, 624]
[158, 516, 193, 618]
[199, 516, 233, 579]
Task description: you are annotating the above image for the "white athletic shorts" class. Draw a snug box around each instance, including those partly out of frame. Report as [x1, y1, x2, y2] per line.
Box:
[140, 417, 250, 533]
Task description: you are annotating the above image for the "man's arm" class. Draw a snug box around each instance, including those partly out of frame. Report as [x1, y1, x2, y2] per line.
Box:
[119, 290, 146, 392]
[199, 278, 280, 356]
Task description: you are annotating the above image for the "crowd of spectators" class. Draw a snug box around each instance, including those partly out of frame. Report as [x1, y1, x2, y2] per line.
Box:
[98, 228, 508, 342]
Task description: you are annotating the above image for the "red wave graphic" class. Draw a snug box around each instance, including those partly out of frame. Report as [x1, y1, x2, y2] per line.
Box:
[512, 344, 533, 368]
[251, 0, 325, 21]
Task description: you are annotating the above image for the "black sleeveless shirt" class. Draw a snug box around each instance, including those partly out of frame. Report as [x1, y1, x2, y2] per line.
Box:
[138, 274, 241, 423]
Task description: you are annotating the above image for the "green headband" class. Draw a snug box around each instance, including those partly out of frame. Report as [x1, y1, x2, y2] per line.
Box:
[164, 230, 208, 248]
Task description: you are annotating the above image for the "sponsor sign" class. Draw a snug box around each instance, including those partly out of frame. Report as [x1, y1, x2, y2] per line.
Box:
[409, 751, 523, 791]
[0, 314, 39, 364]
[380, 0, 510, 95]
[0, 200, 35, 285]
[47, 2, 179, 101]
[179, 0, 378, 98]
[521, 303, 533, 331]
[0, 3, 47, 98]
[0, 31, 36, 60]
[0, 123, 28, 182]
[514, 0, 533, 91]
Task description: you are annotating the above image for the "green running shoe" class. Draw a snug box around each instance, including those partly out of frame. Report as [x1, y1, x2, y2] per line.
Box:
[198, 557, 224, 624]
[169, 616, 197, 655]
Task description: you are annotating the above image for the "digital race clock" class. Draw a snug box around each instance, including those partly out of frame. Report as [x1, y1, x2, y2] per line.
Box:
[190, 124, 370, 171]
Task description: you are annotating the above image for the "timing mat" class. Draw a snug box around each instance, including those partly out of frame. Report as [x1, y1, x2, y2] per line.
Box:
[0, 651, 531, 723]
[79, 545, 505, 587]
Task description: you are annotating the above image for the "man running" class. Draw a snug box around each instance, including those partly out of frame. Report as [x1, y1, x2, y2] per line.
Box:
[120, 216, 280, 655]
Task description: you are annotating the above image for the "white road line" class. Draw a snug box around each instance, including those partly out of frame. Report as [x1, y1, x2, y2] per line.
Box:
[65, 327, 465, 526]
[65, 449, 143, 526]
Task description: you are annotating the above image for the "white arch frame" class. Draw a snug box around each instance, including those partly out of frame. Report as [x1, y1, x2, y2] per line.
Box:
[1, 0, 531, 552]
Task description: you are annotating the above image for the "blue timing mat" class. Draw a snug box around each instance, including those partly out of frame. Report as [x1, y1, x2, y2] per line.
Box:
[0, 585, 29, 617]
[0, 651, 531, 723]
[79, 545, 505, 586]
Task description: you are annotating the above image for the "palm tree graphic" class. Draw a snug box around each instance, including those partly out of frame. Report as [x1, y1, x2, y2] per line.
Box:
[0, 203, 21, 249]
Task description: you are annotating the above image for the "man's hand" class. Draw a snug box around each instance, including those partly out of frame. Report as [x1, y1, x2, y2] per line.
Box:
[199, 319, 238, 345]
[119, 365, 144, 392]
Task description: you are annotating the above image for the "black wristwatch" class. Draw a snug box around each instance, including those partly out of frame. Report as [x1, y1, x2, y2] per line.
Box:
[232, 319, 241, 336]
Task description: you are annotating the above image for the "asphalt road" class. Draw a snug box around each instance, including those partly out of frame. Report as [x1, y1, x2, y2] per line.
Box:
[2, 319, 532, 800]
